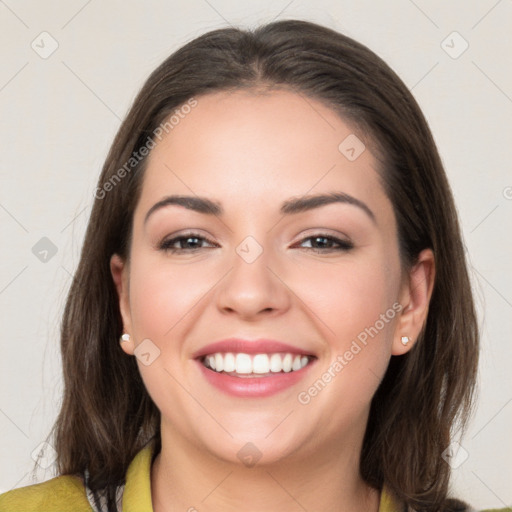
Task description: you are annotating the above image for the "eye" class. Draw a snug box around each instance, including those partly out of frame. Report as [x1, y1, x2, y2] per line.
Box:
[158, 232, 218, 253]
[158, 232, 353, 254]
[295, 234, 354, 253]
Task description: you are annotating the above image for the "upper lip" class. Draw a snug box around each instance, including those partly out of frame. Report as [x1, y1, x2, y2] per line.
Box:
[192, 338, 316, 359]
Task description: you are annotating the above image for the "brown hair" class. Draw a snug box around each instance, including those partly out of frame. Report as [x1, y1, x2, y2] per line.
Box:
[46, 19, 478, 511]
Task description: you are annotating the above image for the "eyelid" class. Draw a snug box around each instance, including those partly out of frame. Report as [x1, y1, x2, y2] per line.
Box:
[292, 227, 352, 243]
[296, 235, 353, 249]
[157, 228, 354, 253]
[157, 230, 218, 250]
[158, 236, 352, 255]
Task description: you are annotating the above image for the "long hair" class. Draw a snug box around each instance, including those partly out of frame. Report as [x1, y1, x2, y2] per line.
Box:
[47, 20, 478, 511]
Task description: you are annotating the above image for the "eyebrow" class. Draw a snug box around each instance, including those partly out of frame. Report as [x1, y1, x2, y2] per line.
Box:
[143, 192, 376, 225]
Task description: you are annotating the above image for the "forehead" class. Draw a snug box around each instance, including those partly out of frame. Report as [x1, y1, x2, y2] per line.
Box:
[136, 89, 390, 221]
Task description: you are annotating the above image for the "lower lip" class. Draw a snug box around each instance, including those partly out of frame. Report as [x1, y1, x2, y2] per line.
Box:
[196, 359, 315, 398]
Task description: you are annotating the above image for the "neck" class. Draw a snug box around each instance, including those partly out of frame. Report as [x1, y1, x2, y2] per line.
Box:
[151, 423, 380, 512]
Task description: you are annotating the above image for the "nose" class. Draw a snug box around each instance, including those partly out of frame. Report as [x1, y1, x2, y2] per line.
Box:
[214, 240, 291, 320]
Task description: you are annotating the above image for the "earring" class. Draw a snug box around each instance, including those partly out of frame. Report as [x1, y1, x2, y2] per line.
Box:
[401, 336, 410, 346]
[120, 333, 131, 343]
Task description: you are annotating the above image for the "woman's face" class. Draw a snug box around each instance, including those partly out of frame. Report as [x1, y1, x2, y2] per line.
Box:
[111, 89, 429, 467]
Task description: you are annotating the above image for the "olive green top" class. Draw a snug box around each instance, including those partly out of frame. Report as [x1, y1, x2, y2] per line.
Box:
[0, 444, 509, 511]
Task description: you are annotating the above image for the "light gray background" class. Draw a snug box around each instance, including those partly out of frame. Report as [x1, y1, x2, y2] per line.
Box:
[0, 0, 511, 509]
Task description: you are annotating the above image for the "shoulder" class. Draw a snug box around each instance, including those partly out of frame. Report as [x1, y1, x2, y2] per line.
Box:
[0, 474, 92, 512]
[380, 486, 512, 512]
[0, 441, 155, 512]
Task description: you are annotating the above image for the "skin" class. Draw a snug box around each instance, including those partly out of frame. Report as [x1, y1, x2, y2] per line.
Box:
[110, 89, 435, 512]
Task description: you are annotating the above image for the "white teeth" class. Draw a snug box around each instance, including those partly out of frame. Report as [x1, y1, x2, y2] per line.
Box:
[282, 353, 292, 372]
[270, 353, 282, 372]
[253, 354, 269, 374]
[224, 352, 236, 372]
[235, 353, 252, 374]
[203, 352, 311, 375]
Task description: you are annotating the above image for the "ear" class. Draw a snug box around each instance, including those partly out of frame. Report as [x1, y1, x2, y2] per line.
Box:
[110, 253, 135, 356]
[392, 248, 435, 356]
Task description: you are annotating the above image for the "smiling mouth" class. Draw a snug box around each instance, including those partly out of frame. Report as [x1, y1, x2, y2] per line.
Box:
[200, 352, 315, 377]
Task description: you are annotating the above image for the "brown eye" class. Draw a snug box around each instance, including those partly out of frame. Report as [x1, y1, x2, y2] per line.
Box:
[159, 233, 218, 252]
[297, 234, 354, 252]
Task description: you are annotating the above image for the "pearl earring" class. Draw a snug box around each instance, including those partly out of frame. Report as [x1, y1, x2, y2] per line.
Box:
[401, 336, 410, 346]
[120, 333, 131, 343]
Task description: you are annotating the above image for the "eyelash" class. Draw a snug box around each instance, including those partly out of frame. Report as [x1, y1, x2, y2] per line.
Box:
[158, 232, 354, 253]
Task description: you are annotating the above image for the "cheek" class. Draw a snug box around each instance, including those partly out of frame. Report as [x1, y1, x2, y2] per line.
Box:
[295, 257, 400, 351]
[128, 254, 212, 339]
[126, 254, 210, 414]
[294, 261, 400, 420]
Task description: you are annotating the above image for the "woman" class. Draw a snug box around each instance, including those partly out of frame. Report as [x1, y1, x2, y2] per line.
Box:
[0, 19, 506, 512]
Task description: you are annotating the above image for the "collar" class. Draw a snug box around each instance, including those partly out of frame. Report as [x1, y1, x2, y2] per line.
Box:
[122, 443, 403, 512]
